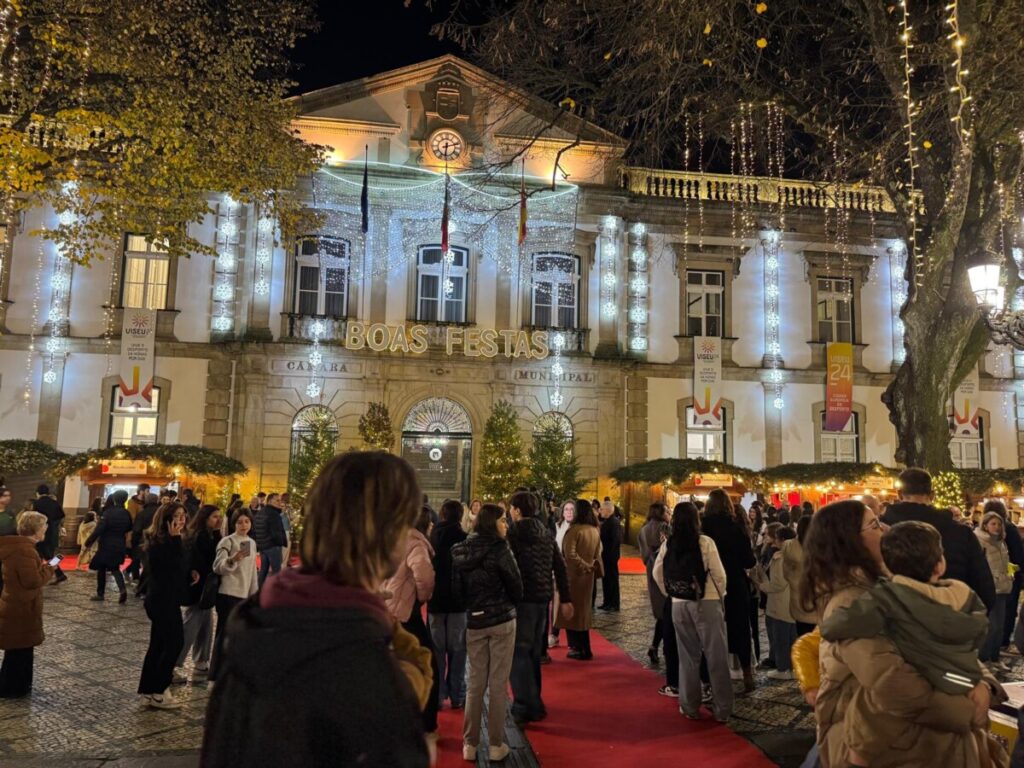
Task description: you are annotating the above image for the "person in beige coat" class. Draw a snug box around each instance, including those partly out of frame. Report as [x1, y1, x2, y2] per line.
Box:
[783, 517, 818, 635]
[761, 527, 797, 680]
[554, 499, 602, 660]
[802, 499, 996, 768]
[976, 511, 1013, 668]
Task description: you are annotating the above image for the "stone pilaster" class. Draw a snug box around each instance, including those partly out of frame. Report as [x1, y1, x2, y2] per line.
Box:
[243, 206, 274, 341]
[625, 373, 648, 465]
[763, 382, 784, 467]
[36, 356, 66, 447]
[594, 217, 622, 358]
[202, 358, 235, 455]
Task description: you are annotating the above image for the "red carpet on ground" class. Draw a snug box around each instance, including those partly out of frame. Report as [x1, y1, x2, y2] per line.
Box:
[437, 632, 775, 767]
[619, 556, 646, 575]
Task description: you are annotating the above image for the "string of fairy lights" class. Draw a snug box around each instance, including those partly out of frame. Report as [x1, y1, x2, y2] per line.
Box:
[627, 222, 649, 353]
[897, 0, 922, 287]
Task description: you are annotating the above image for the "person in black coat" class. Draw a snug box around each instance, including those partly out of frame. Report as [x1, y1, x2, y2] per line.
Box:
[31, 485, 66, 584]
[138, 502, 195, 709]
[127, 493, 158, 587]
[85, 490, 133, 603]
[597, 501, 623, 611]
[452, 505, 524, 762]
[176, 505, 221, 680]
[428, 499, 469, 709]
[881, 468, 996, 610]
[507, 491, 572, 725]
[252, 494, 286, 587]
[701, 489, 757, 691]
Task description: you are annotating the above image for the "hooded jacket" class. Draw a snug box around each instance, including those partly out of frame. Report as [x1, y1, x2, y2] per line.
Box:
[976, 511, 1013, 594]
[382, 529, 434, 623]
[820, 575, 990, 696]
[428, 518, 467, 614]
[451, 533, 523, 630]
[882, 501, 996, 609]
[200, 568, 429, 768]
[508, 516, 571, 605]
[85, 490, 132, 571]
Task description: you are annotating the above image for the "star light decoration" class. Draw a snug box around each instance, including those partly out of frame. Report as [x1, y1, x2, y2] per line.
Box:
[600, 216, 619, 320]
[628, 222, 649, 352]
[254, 215, 274, 296]
[762, 230, 784, 409]
[43, 190, 78, 386]
[311, 164, 578, 283]
[211, 195, 240, 335]
[549, 331, 565, 409]
[305, 319, 324, 400]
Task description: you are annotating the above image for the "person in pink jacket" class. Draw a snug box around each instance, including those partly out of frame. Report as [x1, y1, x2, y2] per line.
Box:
[383, 508, 439, 759]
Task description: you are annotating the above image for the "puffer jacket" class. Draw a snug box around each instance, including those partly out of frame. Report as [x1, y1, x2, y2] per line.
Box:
[508, 516, 570, 605]
[781, 538, 817, 624]
[761, 550, 793, 622]
[816, 581, 981, 768]
[977, 512, 1013, 594]
[252, 504, 286, 552]
[382, 529, 435, 623]
[451, 533, 523, 630]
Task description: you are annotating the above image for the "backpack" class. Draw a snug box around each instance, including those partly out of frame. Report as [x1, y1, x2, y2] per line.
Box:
[662, 540, 707, 601]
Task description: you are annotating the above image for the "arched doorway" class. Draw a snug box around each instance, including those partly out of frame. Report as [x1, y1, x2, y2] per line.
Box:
[401, 397, 473, 507]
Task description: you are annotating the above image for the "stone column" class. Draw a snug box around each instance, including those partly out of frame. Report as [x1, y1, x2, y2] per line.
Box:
[763, 382, 784, 467]
[243, 208, 274, 341]
[202, 358, 235, 455]
[594, 216, 622, 358]
[234, 365, 268, 485]
[625, 373, 648, 465]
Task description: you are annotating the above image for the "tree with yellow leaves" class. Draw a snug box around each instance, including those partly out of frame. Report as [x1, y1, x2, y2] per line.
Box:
[0, 0, 323, 264]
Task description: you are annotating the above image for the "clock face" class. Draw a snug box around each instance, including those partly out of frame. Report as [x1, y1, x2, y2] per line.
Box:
[430, 130, 464, 161]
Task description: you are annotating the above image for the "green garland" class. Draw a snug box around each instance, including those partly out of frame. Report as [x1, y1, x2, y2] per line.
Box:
[610, 458, 760, 487]
[53, 444, 246, 479]
[956, 468, 1024, 497]
[0, 440, 69, 476]
[761, 462, 898, 487]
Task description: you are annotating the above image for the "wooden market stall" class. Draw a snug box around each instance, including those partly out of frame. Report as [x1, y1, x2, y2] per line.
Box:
[761, 462, 899, 510]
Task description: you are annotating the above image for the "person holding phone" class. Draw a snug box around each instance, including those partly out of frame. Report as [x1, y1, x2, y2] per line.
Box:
[138, 502, 196, 709]
[0, 511, 54, 698]
[208, 508, 258, 682]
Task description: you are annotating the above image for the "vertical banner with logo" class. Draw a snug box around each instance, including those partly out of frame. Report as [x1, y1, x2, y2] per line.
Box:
[825, 342, 854, 431]
[951, 366, 981, 436]
[118, 308, 156, 408]
[693, 336, 723, 427]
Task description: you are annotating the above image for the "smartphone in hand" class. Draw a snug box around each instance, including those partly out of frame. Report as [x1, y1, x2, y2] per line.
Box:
[48, 554, 64, 567]
[240, 540, 251, 557]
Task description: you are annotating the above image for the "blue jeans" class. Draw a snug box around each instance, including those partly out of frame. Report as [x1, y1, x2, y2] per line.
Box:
[982, 593, 1009, 662]
[429, 612, 467, 706]
[510, 602, 548, 719]
[800, 743, 820, 768]
[768, 616, 798, 672]
[258, 546, 282, 587]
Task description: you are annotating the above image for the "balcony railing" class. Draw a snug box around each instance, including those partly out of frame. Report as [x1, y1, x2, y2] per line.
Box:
[285, 313, 347, 342]
[620, 166, 918, 214]
[523, 326, 589, 354]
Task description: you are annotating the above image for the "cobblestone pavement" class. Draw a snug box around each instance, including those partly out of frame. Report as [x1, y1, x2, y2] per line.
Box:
[10, 552, 1012, 767]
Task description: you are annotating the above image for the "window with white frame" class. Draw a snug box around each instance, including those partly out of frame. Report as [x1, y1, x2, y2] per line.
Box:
[294, 236, 350, 316]
[817, 277, 854, 343]
[686, 270, 724, 337]
[123, 235, 170, 310]
[685, 406, 726, 461]
[820, 411, 859, 462]
[109, 386, 161, 446]
[531, 253, 579, 329]
[416, 245, 468, 322]
[950, 418, 985, 469]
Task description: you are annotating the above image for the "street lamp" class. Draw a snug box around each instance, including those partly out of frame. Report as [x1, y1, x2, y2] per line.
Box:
[969, 251, 1024, 348]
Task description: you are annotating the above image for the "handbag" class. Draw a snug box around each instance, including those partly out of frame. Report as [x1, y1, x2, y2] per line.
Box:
[199, 572, 221, 609]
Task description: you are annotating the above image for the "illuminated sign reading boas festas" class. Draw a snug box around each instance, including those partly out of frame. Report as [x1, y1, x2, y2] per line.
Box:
[344, 322, 549, 359]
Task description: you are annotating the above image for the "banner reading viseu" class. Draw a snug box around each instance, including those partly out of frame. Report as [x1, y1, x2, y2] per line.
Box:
[951, 366, 981, 437]
[825, 341, 853, 432]
[118, 308, 156, 408]
[693, 336, 723, 427]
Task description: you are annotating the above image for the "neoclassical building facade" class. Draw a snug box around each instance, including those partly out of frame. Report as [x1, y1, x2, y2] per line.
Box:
[1, 55, 1021, 511]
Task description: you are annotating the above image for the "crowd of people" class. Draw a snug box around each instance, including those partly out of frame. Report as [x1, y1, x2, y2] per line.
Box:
[3, 460, 1024, 766]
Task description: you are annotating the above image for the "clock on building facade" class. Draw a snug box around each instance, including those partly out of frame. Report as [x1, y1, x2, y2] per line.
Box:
[429, 129, 464, 162]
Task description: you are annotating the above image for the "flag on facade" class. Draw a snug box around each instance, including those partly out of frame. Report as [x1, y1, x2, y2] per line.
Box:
[518, 165, 528, 246]
[441, 173, 450, 253]
[360, 145, 369, 234]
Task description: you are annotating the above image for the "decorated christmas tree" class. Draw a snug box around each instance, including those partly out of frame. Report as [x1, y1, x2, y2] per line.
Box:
[359, 401, 394, 452]
[288, 408, 339, 510]
[478, 399, 526, 501]
[933, 470, 965, 511]
[528, 421, 585, 503]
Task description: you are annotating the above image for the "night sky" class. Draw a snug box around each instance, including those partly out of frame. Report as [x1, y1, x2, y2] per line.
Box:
[290, 1, 461, 94]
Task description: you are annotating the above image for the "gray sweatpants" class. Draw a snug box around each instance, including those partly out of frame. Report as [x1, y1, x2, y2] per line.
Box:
[463, 619, 516, 749]
[177, 604, 213, 669]
[672, 599, 734, 721]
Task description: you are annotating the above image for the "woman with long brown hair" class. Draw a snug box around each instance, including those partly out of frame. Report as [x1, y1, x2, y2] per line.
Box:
[138, 502, 194, 709]
[175, 504, 222, 683]
[801, 500, 990, 767]
[202, 451, 431, 768]
[554, 497, 603, 661]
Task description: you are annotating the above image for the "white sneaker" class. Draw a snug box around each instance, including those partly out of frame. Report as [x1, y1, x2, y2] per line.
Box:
[462, 744, 477, 762]
[766, 669, 794, 680]
[547, 634, 559, 648]
[171, 668, 188, 685]
[488, 743, 510, 762]
[146, 690, 182, 710]
[191, 665, 209, 681]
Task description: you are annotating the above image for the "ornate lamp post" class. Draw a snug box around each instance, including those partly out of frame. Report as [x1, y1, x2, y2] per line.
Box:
[968, 251, 1024, 348]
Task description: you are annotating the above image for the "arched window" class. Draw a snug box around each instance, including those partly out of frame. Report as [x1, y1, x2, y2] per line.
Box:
[819, 412, 859, 463]
[949, 413, 987, 469]
[531, 253, 580, 329]
[534, 411, 573, 441]
[402, 397, 472, 435]
[289, 405, 339, 467]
